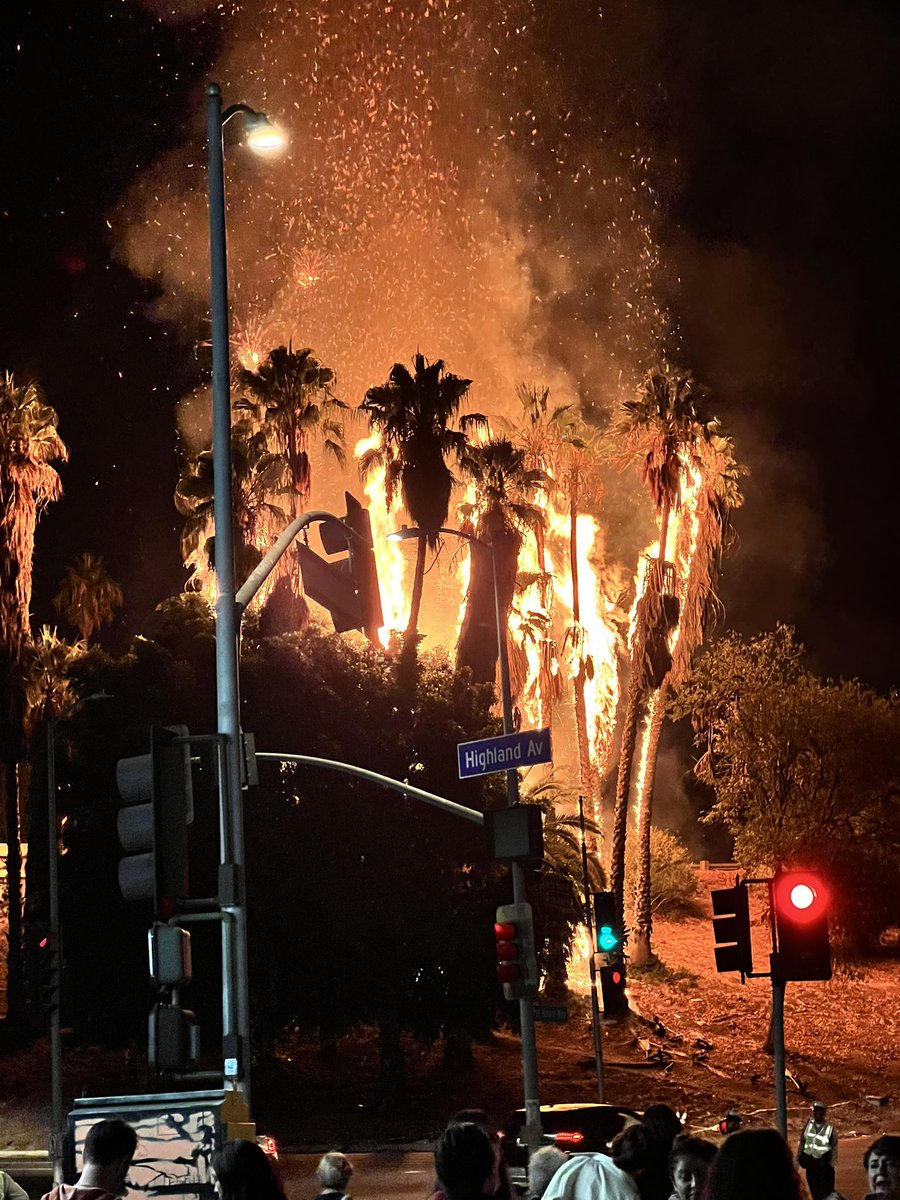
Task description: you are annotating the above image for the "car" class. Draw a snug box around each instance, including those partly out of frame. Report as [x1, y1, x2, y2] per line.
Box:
[257, 1134, 279, 1159]
[501, 1102, 642, 1191]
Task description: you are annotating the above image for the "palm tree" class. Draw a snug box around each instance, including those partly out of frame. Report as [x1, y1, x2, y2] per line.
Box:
[52, 553, 123, 642]
[236, 343, 347, 518]
[502, 386, 611, 840]
[0, 372, 67, 1020]
[609, 364, 731, 942]
[176, 425, 296, 595]
[359, 354, 484, 637]
[629, 427, 746, 964]
[456, 437, 546, 685]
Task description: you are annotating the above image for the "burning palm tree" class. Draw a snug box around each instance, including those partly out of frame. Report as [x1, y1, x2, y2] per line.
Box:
[456, 437, 545, 686]
[359, 354, 484, 638]
[502, 385, 612, 843]
[630, 426, 745, 964]
[609, 365, 720, 933]
[0, 372, 67, 1020]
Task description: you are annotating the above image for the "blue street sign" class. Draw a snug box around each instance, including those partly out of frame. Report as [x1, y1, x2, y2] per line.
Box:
[457, 728, 553, 779]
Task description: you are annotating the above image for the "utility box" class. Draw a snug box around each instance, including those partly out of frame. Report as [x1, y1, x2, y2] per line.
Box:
[68, 1090, 254, 1197]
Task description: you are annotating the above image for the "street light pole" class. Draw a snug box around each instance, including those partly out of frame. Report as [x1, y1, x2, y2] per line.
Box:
[46, 714, 64, 1184]
[389, 525, 542, 1138]
[207, 80, 286, 1106]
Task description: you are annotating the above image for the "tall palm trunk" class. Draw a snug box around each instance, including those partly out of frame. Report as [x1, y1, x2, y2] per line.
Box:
[631, 685, 667, 966]
[534, 523, 555, 730]
[405, 538, 427, 638]
[610, 674, 644, 931]
[1, 758, 23, 1020]
[457, 519, 521, 686]
[568, 475, 601, 856]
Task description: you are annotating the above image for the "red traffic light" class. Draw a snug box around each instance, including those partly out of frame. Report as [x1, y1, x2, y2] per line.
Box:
[610, 967, 623, 985]
[495, 921, 516, 940]
[773, 872, 829, 926]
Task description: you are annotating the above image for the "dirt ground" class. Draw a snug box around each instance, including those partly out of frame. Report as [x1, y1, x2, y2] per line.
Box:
[2, 869, 898, 1150]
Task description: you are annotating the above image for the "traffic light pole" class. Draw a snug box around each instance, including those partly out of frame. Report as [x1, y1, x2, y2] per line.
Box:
[772, 974, 787, 1137]
[493, 549, 542, 1146]
[46, 716, 64, 1184]
[577, 794, 605, 1102]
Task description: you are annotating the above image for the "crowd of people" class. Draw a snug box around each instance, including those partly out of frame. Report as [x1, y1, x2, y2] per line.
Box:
[423, 1104, 900, 1200]
[1, 1111, 897, 1200]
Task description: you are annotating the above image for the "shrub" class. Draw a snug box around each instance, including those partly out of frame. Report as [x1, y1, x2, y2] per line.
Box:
[625, 827, 700, 919]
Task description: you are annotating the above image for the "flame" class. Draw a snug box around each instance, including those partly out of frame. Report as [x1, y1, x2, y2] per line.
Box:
[631, 456, 705, 825]
[355, 435, 408, 646]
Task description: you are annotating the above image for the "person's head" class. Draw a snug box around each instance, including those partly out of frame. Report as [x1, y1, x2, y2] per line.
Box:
[669, 1136, 717, 1200]
[446, 1111, 503, 1194]
[82, 1119, 137, 1195]
[611, 1124, 655, 1178]
[706, 1129, 800, 1200]
[212, 1140, 286, 1200]
[812, 1103, 827, 1123]
[316, 1152, 353, 1193]
[527, 1147, 568, 1199]
[864, 1136, 900, 1197]
[435, 1122, 497, 1200]
[641, 1105, 684, 1152]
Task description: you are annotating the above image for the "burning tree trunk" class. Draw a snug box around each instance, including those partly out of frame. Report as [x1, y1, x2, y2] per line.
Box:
[568, 473, 601, 852]
[456, 520, 521, 686]
[610, 672, 645, 932]
[631, 685, 668, 967]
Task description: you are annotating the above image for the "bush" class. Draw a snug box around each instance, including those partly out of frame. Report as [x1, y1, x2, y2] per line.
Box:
[625, 827, 700, 919]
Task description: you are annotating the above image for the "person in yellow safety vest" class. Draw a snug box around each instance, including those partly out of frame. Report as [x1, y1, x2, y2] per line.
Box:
[797, 1102, 838, 1200]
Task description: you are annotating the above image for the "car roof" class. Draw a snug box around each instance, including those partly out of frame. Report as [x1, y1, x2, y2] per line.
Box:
[515, 1103, 641, 1116]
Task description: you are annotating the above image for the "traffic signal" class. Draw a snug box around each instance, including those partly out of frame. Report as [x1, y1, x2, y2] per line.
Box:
[592, 891, 623, 954]
[29, 921, 61, 1015]
[711, 882, 752, 975]
[116, 725, 193, 916]
[772, 871, 831, 982]
[494, 902, 539, 1001]
[149, 1003, 200, 1073]
[599, 959, 628, 1018]
[299, 492, 384, 643]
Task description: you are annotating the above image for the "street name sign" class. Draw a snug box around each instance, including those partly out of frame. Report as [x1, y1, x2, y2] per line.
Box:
[532, 1003, 568, 1023]
[457, 728, 552, 779]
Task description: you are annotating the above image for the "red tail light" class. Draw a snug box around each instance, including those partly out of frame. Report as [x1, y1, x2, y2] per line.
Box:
[553, 1131, 585, 1148]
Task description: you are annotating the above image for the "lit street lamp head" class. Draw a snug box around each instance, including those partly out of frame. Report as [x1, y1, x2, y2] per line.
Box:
[244, 113, 286, 155]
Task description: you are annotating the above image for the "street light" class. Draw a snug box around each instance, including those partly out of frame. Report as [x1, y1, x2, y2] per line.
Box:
[388, 524, 542, 1141]
[206, 81, 285, 1109]
[46, 691, 112, 1182]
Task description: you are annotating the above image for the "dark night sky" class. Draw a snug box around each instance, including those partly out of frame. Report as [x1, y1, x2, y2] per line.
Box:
[1, 0, 898, 690]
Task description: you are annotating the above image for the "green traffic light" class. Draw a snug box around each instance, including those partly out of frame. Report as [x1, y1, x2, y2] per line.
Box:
[598, 924, 619, 952]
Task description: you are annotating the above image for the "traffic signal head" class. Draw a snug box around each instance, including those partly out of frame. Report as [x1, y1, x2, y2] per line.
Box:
[772, 871, 831, 982]
[117, 725, 193, 916]
[592, 891, 622, 954]
[710, 883, 752, 975]
[306, 493, 384, 644]
[599, 959, 628, 1019]
[494, 902, 539, 1001]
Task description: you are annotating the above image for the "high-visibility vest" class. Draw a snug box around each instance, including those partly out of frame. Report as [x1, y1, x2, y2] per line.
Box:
[802, 1122, 834, 1160]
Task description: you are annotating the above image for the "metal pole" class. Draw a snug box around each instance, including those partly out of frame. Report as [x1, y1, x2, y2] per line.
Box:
[207, 80, 252, 1105]
[772, 973, 787, 1137]
[489, 541, 541, 1142]
[577, 794, 605, 1101]
[46, 718, 63, 1184]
